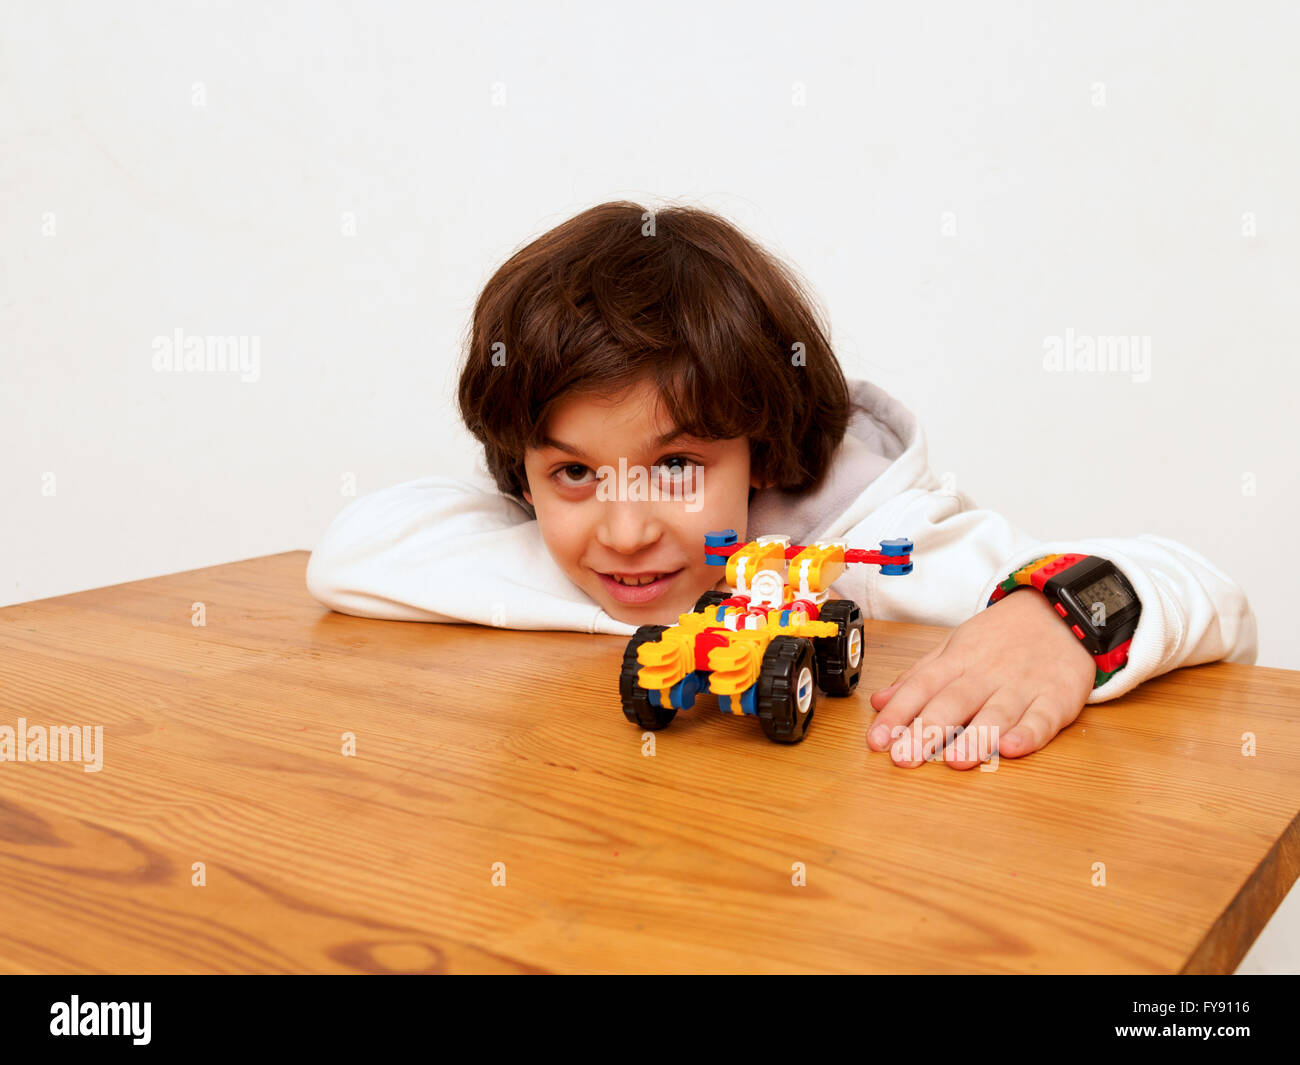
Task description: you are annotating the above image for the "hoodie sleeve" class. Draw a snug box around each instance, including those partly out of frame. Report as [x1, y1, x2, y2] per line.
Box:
[833, 485, 1259, 703]
[304, 476, 636, 635]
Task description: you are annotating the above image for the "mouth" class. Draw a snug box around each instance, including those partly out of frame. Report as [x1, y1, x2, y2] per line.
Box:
[595, 568, 685, 604]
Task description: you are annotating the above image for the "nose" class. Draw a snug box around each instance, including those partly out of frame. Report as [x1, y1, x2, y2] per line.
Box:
[593, 498, 665, 557]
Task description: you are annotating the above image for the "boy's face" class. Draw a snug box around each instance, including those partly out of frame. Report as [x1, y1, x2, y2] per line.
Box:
[522, 377, 763, 626]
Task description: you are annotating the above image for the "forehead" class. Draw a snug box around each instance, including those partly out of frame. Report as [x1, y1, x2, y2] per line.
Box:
[537, 378, 679, 443]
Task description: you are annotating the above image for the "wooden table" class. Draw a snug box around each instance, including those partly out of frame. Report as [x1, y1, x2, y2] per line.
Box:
[1, 551, 1296, 974]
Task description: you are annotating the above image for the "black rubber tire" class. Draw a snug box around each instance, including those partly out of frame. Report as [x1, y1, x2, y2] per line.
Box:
[693, 589, 731, 614]
[814, 599, 865, 697]
[756, 636, 817, 743]
[619, 625, 677, 730]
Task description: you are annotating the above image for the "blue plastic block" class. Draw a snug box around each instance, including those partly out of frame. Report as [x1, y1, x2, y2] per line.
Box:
[720, 686, 757, 716]
[669, 673, 701, 710]
[705, 529, 738, 567]
[739, 685, 756, 715]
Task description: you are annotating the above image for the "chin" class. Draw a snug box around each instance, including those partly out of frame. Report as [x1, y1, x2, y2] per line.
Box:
[609, 601, 681, 627]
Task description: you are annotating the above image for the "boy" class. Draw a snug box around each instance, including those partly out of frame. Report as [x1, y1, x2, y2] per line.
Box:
[306, 201, 1257, 767]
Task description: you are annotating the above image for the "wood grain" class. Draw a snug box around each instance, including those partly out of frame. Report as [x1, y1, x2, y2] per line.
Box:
[0, 551, 1296, 973]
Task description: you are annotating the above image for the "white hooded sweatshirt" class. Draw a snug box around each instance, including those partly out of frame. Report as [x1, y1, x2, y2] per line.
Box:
[305, 378, 1258, 703]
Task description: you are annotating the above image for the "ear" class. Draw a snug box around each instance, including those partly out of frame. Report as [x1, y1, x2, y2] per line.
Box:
[522, 487, 534, 506]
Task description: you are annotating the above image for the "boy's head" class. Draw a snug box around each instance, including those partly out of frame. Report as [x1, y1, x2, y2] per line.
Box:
[458, 201, 851, 625]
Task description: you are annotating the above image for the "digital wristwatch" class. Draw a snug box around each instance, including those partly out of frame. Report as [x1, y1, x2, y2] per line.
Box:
[987, 554, 1141, 687]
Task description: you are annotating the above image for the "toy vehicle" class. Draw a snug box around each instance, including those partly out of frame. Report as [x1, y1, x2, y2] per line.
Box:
[619, 529, 913, 744]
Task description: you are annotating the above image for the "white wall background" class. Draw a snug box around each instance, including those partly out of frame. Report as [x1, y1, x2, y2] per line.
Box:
[2, 1, 1297, 972]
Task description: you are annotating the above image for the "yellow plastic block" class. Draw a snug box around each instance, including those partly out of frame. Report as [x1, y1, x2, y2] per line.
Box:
[636, 628, 695, 690]
[707, 630, 772, 695]
[785, 619, 840, 639]
[1014, 553, 1062, 586]
[788, 543, 845, 595]
[671, 611, 713, 634]
[725, 539, 787, 588]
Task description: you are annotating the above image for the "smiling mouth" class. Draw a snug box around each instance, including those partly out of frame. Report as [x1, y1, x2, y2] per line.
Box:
[603, 571, 680, 586]
[595, 568, 685, 602]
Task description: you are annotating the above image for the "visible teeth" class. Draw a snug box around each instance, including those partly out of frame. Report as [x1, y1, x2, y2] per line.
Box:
[612, 573, 663, 586]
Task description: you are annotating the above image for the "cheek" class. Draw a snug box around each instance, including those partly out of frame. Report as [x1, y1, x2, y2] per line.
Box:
[675, 497, 749, 566]
[696, 468, 751, 525]
[534, 502, 590, 564]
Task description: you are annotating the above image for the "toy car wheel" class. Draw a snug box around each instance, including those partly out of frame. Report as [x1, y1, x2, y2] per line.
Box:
[814, 599, 865, 696]
[693, 589, 731, 615]
[756, 636, 817, 743]
[619, 625, 677, 730]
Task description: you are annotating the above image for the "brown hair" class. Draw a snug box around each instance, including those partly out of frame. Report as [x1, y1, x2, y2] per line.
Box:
[457, 200, 851, 502]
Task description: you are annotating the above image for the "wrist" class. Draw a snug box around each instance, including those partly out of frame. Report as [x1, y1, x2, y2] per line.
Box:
[997, 586, 1097, 674]
[987, 553, 1142, 688]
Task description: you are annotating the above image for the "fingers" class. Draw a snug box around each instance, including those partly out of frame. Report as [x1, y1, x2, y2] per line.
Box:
[997, 694, 1080, 758]
[865, 645, 1087, 769]
[865, 652, 966, 752]
[942, 690, 1028, 770]
[872, 687, 1084, 769]
[882, 676, 996, 766]
[869, 639, 948, 710]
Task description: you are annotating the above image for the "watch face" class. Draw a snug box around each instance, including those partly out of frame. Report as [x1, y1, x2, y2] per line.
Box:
[1045, 558, 1141, 654]
[1073, 573, 1136, 626]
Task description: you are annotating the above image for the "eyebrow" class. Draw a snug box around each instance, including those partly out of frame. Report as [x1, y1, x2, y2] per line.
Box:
[537, 428, 693, 464]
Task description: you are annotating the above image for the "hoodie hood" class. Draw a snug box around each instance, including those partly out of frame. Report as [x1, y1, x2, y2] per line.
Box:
[747, 378, 933, 544]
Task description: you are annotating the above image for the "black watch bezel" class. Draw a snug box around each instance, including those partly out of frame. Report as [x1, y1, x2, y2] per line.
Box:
[1042, 557, 1141, 655]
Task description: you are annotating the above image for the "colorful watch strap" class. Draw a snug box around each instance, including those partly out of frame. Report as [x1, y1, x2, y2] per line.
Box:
[987, 553, 1089, 603]
[987, 553, 1133, 687]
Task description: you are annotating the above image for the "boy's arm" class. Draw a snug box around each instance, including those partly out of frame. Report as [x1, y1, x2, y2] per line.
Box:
[305, 476, 632, 634]
[832, 484, 1259, 703]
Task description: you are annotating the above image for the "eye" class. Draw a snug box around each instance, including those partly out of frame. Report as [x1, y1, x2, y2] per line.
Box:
[656, 455, 701, 492]
[552, 462, 596, 487]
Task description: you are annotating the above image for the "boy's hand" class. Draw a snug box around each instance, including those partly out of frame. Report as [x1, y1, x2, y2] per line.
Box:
[866, 588, 1096, 768]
